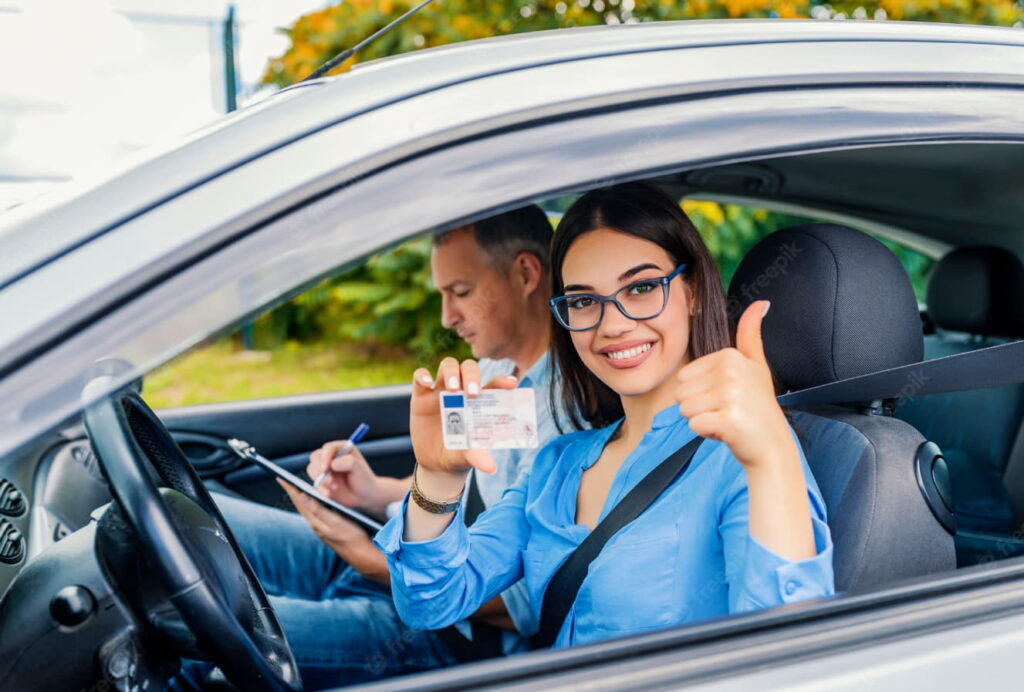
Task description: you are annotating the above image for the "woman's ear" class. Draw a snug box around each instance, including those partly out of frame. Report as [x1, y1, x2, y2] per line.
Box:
[686, 282, 699, 317]
[513, 251, 544, 297]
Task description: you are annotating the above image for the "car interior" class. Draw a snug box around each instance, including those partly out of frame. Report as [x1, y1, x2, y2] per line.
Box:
[2, 138, 1024, 691]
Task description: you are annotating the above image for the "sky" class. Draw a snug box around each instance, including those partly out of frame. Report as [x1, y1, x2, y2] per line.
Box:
[0, 0, 328, 211]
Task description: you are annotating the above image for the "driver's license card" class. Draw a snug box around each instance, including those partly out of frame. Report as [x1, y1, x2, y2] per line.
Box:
[440, 388, 539, 450]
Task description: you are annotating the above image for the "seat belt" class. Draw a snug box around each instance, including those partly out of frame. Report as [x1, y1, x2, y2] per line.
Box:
[463, 469, 486, 525]
[776, 338, 1024, 407]
[433, 471, 505, 662]
[1000, 420, 1024, 524]
[534, 436, 704, 649]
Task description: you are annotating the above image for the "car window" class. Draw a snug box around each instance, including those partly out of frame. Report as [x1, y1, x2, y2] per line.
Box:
[683, 199, 935, 300]
[144, 198, 934, 408]
[143, 234, 470, 408]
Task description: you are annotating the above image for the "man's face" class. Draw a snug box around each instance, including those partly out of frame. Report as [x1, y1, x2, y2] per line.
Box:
[431, 228, 525, 361]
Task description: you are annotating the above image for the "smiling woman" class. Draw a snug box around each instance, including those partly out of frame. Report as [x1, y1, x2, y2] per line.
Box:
[550, 185, 729, 431]
[375, 182, 834, 648]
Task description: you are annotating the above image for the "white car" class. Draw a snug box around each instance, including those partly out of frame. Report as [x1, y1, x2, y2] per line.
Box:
[1, 18, 1024, 692]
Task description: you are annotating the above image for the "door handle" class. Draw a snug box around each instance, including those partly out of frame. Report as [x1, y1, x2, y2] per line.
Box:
[170, 432, 242, 475]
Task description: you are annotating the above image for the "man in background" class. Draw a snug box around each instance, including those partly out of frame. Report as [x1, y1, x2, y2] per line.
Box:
[176, 205, 563, 691]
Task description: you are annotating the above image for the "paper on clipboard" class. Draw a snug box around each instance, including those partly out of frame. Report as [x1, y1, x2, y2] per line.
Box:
[227, 438, 383, 533]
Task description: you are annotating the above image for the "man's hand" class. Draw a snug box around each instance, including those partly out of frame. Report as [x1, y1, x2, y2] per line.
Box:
[306, 442, 402, 520]
[278, 480, 390, 584]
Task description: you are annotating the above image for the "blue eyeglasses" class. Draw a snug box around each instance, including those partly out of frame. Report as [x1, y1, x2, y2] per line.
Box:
[549, 263, 688, 332]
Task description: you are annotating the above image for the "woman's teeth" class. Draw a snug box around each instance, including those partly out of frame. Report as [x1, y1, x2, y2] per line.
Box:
[606, 343, 652, 360]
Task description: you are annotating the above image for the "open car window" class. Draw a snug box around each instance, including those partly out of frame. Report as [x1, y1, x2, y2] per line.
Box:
[142, 200, 934, 410]
[142, 234, 459, 408]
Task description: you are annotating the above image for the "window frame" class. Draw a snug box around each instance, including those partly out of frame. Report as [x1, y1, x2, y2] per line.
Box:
[6, 78, 1024, 462]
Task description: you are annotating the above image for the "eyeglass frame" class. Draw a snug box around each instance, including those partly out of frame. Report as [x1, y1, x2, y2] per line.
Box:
[548, 263, 689, 332]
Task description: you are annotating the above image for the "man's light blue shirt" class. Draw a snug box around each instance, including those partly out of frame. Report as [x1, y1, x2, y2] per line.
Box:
[375, 404, 834, 647]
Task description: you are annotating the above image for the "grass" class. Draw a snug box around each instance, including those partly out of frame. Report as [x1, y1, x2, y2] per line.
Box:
[143, 340, 419, 409]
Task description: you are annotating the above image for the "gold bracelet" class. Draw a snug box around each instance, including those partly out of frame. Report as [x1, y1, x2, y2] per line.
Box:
[409, 464, 464, 514]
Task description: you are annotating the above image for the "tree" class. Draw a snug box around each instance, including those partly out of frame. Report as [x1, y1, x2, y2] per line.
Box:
[263, 0, 1022, 86]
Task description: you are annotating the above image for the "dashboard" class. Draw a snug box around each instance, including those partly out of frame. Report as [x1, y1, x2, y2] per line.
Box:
[0, 477, 27, 567]
[0, 430, 113, 598]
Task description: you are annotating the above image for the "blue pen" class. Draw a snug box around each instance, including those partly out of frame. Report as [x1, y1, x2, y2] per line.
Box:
[313, 422, 371, 488]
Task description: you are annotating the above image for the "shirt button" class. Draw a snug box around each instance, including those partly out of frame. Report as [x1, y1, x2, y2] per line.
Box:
[784, 580, 799, 596]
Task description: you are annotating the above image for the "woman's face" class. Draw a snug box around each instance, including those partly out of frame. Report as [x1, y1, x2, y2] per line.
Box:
[560, 228, 694, 399]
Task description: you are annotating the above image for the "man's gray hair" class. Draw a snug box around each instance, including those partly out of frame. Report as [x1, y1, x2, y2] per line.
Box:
[433, 204, 552, 274]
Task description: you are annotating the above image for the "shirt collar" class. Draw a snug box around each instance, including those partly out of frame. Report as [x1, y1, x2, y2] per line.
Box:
[517, 351, 550, 389]
[652, 403, 683, 430]
[578, 404, 684, 470]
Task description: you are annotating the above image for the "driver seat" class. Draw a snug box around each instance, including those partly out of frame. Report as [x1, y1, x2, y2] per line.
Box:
[727, 224, 956, 591]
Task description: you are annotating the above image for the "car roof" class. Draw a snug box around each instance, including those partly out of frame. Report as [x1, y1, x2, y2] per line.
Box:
[2, 19, 1023, 289]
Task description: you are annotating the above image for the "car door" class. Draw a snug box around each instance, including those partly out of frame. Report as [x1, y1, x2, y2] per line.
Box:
[158, 385, 414, 507]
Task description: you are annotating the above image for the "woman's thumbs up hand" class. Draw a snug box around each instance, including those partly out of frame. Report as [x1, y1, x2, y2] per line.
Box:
[675, 300, 794, 470]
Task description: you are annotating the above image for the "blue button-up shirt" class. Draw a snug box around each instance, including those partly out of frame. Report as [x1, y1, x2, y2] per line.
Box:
[375, 404, 834, 647]
[382, 353, 568, 651]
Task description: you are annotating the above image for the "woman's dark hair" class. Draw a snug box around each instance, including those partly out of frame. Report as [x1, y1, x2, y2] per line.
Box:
[550, 182, 730, 431]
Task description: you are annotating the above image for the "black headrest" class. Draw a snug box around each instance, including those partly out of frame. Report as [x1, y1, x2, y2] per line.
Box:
[926, 246, 1024, 338]
[726, 224, 923, 393]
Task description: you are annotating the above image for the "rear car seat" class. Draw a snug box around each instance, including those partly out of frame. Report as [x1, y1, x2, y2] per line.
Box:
[895, 246, 1024, 564]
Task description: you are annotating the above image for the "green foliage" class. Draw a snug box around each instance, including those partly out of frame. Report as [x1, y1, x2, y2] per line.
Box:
[684, 201, 818, 289]
[144, 340, 419, 408]
[254, 237, 469, 362]
[326, 238, 463, 360]
[261, 0, 1023, 87]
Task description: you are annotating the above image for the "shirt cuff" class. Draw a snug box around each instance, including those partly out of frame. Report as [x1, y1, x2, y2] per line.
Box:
[742, 514, 835, 608]
[373, 493, 471, 572]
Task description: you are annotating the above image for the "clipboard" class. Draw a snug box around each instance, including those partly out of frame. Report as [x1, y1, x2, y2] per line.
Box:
[227, 438, 384, 533]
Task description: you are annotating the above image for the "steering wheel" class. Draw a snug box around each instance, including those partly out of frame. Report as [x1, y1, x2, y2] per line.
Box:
[83, 385, 302, 691]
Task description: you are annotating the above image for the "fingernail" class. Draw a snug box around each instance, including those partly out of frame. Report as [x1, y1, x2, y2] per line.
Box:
[447, 376, 459, 390]
[467, 382, 479, 395]
[420, 375, 433, 385]
[507, 376, 518, 383]
[762, 301, 771, 317]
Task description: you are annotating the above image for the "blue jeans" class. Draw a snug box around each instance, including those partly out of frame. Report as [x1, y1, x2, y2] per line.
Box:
[173, 493, 457, 691]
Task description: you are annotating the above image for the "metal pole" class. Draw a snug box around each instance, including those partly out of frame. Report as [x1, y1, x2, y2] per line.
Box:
[223, 4, 254, 350]
[223, 4, 238, 113]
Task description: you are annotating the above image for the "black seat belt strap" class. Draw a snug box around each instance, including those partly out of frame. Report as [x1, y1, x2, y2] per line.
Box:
[463, 470, 486, 526]
[777, 338, 1024, 407]
[534, 436, 704, 649]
